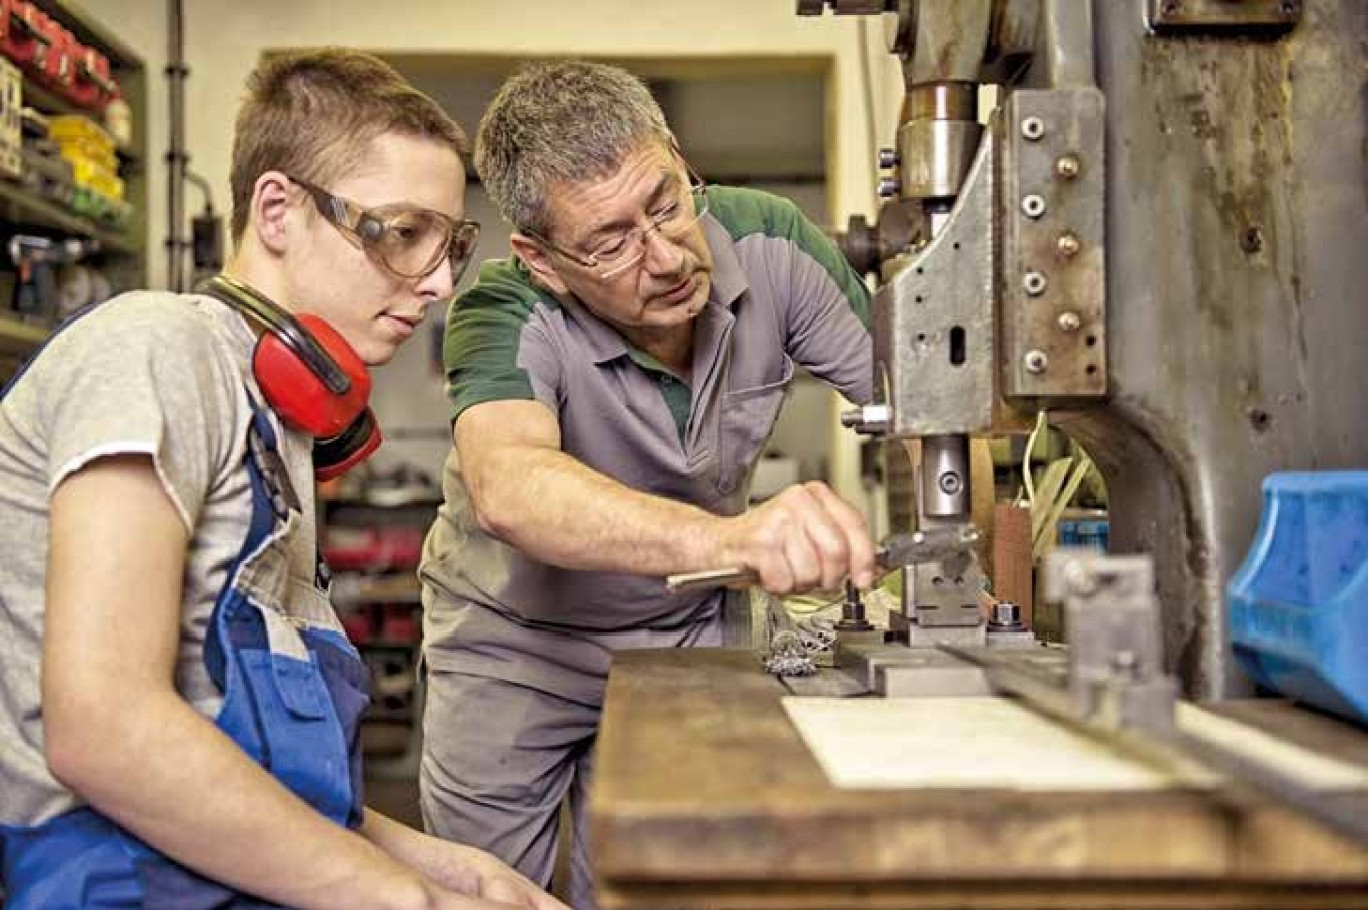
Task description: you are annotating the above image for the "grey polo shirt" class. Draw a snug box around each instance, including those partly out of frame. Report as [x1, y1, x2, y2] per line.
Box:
[419, 186, 871, 702]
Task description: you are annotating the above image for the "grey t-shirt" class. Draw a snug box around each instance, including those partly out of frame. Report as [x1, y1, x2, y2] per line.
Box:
[420, 187, 873, 704]
[0, 291, 322, 827]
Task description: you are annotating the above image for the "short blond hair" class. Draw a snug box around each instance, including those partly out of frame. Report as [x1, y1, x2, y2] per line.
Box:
[230, 49, 468, 240]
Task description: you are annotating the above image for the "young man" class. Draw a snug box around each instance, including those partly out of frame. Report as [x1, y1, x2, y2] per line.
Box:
[420, 61, 876, 908]
[0, 50, 564, 910]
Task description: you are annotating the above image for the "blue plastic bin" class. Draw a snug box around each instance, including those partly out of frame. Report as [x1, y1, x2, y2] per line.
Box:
[1228, 472, 1368, 725]
[1058, 517, 1109, 552]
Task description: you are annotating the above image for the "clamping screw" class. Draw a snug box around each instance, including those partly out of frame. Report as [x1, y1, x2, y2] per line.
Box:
[1023, 270, 1048, 296]
[1024, 349, 1049, 374]
[1021, 116, 1045, 141]
[1022, 194, 1047, 219]
[938, 471, 963, 496]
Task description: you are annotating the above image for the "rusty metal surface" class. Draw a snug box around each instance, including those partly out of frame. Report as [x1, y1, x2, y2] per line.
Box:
[873, 133, 996, 438]
[1063, 0, 1368, 698]
[1000, 87, 1108, 399]
[1147, 0, 1302, 31]
[903, 0, 994, 85]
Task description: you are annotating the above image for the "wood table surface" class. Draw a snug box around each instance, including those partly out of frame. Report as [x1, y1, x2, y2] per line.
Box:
[590, 648, 1368, 909]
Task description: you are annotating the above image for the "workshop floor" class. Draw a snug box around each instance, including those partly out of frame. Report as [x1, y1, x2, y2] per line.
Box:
[365, 773, 423, 829]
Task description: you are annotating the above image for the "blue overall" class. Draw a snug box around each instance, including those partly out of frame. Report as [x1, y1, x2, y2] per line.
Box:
[0, 381, 370, 907]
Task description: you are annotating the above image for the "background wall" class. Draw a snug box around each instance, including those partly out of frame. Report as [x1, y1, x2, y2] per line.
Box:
[82, 0, 906, 504]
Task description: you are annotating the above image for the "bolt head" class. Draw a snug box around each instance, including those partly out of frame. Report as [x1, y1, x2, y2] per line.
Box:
[1058, 311, 1082, 332]
[1063, 560, 1097, 595]
[1024, 349, 1049, 374]
[878, 147, 900, 169]
[877, 177, 902, 198]
[1022, 194, 1047, 219]
[1057, 232, 1082, 258]
[1055, 154, 1081, 179]
[1024, 270, 1048, 296]
[938, 472, 962, 496]
[1021, 116, 1045, 141]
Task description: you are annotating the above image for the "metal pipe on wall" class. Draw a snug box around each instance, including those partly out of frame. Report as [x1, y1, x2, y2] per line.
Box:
[165, 0, 187, 291]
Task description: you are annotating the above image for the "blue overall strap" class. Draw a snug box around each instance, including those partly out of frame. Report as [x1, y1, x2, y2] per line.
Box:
[203, 391, 368, 828]
[1, 389, 369, 908]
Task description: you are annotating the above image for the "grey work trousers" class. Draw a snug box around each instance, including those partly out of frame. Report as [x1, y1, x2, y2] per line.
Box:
[420, 670, 601, 909]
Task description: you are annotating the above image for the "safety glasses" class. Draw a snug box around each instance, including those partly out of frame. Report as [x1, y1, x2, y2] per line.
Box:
[290, 176, 481, 284]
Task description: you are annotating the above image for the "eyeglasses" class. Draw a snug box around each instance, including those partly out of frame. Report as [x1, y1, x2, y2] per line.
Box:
[529, 161, 709, 281]
[289, 176, 481, 284]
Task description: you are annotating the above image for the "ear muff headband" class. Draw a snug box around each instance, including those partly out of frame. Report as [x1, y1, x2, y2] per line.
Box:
[196, 274, 372, 440]
[203, 274, 352, 395]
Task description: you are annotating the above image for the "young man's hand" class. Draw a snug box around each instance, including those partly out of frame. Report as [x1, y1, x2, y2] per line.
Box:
[420, 843, 570, 909]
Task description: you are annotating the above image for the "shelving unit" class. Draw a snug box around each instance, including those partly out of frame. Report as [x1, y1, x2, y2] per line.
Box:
[322, 495, 439, 778]
[0, 0, 147, 382]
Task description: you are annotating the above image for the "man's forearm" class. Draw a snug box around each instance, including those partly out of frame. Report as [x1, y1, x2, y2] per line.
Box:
[473, 445, 728, 575]
[52, 691, 429, 910]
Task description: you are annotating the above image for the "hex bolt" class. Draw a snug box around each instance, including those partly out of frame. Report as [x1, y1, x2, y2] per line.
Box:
[1055, 154, 1081, 179]
[1021, 116, 1045, 141]
[1057, 311, 1082, 332]
[1063, 559, 1097, 595]
[877, 177, 902, 198]
[1024, 349, 1049, 374]
[1023, 270, 1048, 296]
[1022, 194, 1047, 219]
[938, 471, 962, 496]
[1112, 649, 1139, 679]
[1057, 232, 1082, 258]
[878, 147, 900, 169]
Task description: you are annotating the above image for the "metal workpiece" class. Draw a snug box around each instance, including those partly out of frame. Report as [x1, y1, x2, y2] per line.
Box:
[1146, 0, 1301, 32]
[1000, 87, 1106, 400]
[872, 126, 996, 438]
[904, 544, 985, 630]
[920, 433, 969, 517]
[1043, 549, 1178, 732]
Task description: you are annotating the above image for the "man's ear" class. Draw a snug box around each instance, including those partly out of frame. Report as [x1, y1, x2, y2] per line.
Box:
[249, 171, 299, 256]
[510, 233, 569, 296]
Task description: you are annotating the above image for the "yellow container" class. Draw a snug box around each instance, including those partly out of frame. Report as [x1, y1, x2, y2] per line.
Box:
[49, 115, 115, 152]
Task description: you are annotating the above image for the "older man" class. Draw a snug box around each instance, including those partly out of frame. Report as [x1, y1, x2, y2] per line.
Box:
[419, 61, 875, 906]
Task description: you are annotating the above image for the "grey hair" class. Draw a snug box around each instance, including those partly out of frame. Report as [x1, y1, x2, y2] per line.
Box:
[474, 60, 674, 238]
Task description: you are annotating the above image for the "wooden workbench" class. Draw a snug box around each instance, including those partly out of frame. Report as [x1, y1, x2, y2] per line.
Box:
[591, 649, 1368, 909]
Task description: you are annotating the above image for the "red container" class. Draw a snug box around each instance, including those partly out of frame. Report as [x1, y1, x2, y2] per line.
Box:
[67, 43, 114, 110]
[0, 1, 53, 72]
[33, 16, 73, 93]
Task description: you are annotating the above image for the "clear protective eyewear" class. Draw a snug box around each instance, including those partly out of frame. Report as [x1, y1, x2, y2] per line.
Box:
[530, 161, 709, 281]
[290, 176, 481, 284]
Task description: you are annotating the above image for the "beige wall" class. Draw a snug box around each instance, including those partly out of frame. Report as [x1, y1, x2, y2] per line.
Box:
[86, 0, 906, 503]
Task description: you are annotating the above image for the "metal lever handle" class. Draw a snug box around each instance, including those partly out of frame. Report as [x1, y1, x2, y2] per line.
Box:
[665, 566, 758, 593]
[664, 525, 980, 594]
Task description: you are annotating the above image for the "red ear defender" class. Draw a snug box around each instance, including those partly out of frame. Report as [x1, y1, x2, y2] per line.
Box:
[252, 314, 370, 438]
[196, 274, 384, 480]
